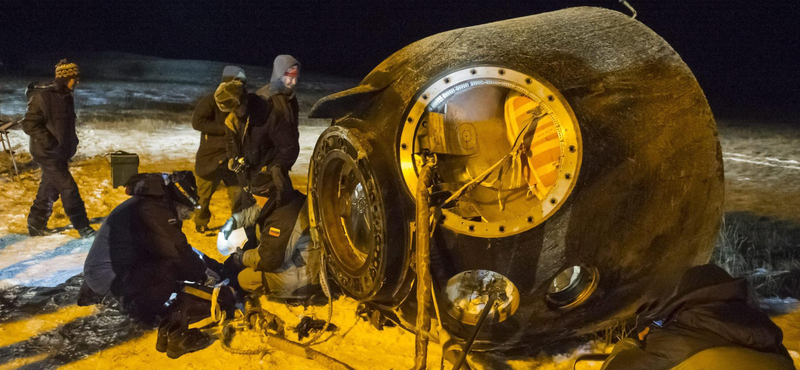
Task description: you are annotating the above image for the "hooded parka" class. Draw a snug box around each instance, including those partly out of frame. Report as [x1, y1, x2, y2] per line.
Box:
[21, 80, 91, 232]
[21, 81, 79, 164]
[83, 173, 208, 319]
[192, 94, 231, 178]
[223, 92, 299, 183]
[256, 55, 300, 129]
[602, 265, 794, 370]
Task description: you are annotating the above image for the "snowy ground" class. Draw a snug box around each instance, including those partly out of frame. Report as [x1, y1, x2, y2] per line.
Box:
[0, 120, 597, 370]
[0, 124, 324, 287]
[1, 56, 799, 369]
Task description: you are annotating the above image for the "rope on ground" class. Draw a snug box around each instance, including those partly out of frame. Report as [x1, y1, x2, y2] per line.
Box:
[301, 252, 334, 346]
[218, 253, 348, 369]
[220, 332, 270, 356]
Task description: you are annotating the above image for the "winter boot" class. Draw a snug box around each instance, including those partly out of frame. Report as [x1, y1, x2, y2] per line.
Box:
[27, 224, 54, 237]
[77, 281, 104, 306]
[166, 325, 210, 359]
[156, 321, 175, 353]
[156, 312, 182, 353]
[77, 226, 97, 239]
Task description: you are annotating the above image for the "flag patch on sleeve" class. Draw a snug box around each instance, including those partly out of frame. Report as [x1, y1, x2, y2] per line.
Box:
[269, 227, 281, 237]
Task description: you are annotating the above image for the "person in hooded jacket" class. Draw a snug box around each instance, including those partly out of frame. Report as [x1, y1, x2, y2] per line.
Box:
[215, 77, 299, 207]
[256, 55, 300, 130]
[191, 66, 246, 233]
[21, 60, 95, 238]
[600, 264, 794, 370]
[81, 171, 215, 322]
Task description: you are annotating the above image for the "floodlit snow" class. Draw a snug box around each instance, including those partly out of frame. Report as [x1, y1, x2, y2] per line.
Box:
[1, 58, 799, 369]
[0, 123, 325, 286]
[0, 88, 597, 370]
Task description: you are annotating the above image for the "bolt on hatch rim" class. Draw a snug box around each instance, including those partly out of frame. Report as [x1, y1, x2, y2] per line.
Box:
[399, 66, 582, 238]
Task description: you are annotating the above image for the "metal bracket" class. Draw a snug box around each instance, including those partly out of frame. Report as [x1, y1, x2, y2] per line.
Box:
[619, 0, 638, 19]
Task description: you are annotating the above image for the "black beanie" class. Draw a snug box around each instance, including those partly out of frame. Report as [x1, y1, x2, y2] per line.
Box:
[247, 171, 276, 197]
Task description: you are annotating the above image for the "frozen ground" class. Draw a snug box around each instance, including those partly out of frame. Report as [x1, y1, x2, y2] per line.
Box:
[1, 55, 799, 369]
[0, 124, 596, 370]
[718, 121, 800, 223]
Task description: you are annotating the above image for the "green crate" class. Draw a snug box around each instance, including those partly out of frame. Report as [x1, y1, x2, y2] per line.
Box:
[109, 151, 139, 188]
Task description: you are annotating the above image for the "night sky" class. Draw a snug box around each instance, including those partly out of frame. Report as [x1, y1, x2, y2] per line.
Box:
[1, 0, 798, 122]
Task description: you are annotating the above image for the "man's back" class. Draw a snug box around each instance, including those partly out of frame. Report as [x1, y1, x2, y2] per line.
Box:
[83, 196, 143, 295]
[192, 94, 229, 178]
[602, 265, 793, 370]
[22, 82, 79, 162]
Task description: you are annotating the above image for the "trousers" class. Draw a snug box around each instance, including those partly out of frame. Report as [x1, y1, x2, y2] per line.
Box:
[193, 167, 242, 227]
[28, 160, 89, 229]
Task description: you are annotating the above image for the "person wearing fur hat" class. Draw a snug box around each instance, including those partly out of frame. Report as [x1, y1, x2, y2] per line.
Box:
[21, 59, 95, 238]
[190, 66, 246, 233]
[601, 264, 794, 370]
[215, 75, 299, 208]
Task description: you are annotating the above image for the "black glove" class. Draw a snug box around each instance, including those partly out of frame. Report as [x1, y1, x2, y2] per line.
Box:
[269, 166, 290, 205]
[222, 248, 245, 279]
[221, 217, 237, 240]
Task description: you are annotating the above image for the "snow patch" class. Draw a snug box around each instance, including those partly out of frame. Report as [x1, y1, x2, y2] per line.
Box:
[723, 152, 800, 170]
[759, 297, 800, 314]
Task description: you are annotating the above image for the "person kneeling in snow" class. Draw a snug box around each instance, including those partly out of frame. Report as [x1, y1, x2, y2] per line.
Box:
[219, 170, 321, 301]
[601, 264, 794, 370]
[80, 171, 235, 357]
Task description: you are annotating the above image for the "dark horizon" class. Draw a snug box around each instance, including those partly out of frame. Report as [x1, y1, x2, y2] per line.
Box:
[1, 0, 798, 122]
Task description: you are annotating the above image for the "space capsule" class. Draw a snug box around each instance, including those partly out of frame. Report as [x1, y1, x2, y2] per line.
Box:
[306, 7, 724, 352]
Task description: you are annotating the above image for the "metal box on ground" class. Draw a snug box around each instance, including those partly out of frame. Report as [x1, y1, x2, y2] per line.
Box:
[109, 151, 139, 188]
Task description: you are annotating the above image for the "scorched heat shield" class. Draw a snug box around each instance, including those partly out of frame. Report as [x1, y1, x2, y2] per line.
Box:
[307, 7, 724, 351]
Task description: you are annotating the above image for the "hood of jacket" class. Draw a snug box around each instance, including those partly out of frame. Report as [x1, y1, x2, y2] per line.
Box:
[270, 55, 300, 82]
[261, 55, 300, 99]
[25, 80, 70, 100]
[125, 173, 168, 197]
[660, 278, 786, 353]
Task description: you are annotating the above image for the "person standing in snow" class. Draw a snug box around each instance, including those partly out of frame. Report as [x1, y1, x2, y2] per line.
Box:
[600, 264, 794, 370]
[21, 59, 95, 238]
[256, 55, 300, 131]
[215, 73, 299, 208]
[191, 66, 245, 233]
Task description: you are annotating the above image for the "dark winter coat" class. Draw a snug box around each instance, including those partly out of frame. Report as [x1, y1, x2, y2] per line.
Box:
[21, 81, 78, 164]
[256, 86, 299, 136]
[253, 189, 306, 272]
[256, 54, 300, 131]
[224, 93, 299, 181]
[83, 174, 207, 296]
[192, 94, 229, 178]
[603, 277, 792, 370]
